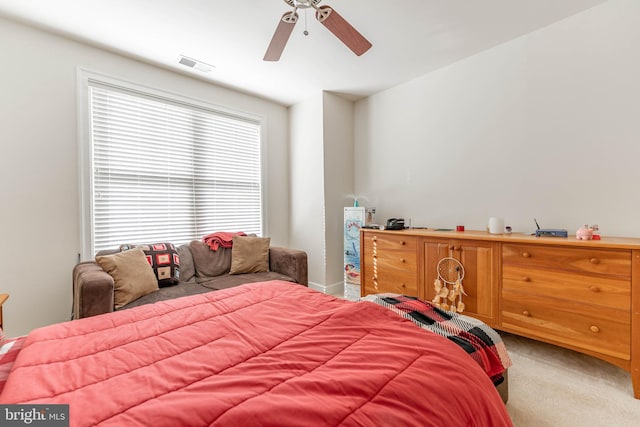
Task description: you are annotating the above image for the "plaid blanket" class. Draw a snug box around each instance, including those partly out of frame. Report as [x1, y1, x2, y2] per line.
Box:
[361, 294, 511, 385]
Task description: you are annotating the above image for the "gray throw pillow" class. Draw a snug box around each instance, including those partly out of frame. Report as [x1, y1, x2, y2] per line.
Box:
[189, 240, 232, 278]
[176, 244, 196, 283]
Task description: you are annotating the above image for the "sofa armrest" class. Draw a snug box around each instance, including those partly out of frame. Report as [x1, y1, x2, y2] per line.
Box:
[73, 261, 115, 319]
[269, 247, 308, 286]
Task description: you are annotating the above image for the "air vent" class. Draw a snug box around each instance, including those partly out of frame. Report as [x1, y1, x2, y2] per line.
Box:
[177, 55, 215, 73]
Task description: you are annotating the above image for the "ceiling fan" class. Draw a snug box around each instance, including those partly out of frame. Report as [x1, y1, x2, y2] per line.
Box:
[264, 0, 372, 61]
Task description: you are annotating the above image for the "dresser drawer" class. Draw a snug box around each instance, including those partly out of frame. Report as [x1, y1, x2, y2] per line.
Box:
[502, 290, 630, 360]
[503, 265, 630, 309]
[364, 263, 417, 295]
[373, 248, 416, 268]
[502, 244, 631, 278]
[365, 233, 417, 252]
[364, 279, 418, 297]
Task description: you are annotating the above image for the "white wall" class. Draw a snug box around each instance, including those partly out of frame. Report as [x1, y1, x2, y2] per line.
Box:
[322, 92, 355, 291]
[0, 16, 290, 336]
[354, 0, 640, 237]
[289, 94, 326, 286]
[288, 92, 355, 293]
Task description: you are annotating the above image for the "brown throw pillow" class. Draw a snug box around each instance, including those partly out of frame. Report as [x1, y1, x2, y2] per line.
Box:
[229, 236, 270, 275]
[96, 247, 159, 309]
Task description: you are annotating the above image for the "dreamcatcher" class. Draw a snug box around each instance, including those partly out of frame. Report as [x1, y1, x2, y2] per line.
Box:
[432, 249, 467, 313]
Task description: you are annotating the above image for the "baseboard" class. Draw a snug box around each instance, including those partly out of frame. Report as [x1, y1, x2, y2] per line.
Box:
[308, 281, 344, 296]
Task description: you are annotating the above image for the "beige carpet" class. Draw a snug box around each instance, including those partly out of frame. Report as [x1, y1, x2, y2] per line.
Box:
[501, 332, 640, 426]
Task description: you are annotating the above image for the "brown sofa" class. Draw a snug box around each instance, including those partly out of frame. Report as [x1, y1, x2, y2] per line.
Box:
[73, 240, 308, 319]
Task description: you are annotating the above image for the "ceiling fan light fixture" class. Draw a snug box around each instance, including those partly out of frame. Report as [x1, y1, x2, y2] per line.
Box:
[265, 0, 372, 61]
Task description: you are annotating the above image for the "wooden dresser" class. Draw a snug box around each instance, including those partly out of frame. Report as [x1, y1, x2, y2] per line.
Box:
[360, 228, 640, 399]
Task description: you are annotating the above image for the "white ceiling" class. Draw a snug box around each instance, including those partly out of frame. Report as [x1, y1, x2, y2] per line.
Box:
[0, 0, 608, 106]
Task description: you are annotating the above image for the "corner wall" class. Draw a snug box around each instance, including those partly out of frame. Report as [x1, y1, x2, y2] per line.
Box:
[322, 93, 355, 292]
[288, 92, 355, 293]
[289, 94, 326, 287]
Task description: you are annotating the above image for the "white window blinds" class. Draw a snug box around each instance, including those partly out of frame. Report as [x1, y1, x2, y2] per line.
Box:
[89, 83, 262, 253]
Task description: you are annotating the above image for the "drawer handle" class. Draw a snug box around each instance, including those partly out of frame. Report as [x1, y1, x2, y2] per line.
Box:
[400, 283, 406, 288]
[589, 286, 601, 293]
[372, 237, 377, 242]
[522, 310, 531, 317]
[400, 240, 406, 245]
[522, 252, 531, 258]
[590, 258, 600, 264]
[400, 258, 406, 263]
[590, 325, 600, 333]
[449, 246, 455, 251]
[522, 276, 531, 282]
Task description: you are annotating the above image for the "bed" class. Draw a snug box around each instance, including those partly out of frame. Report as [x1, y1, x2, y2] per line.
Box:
[0, 281, 512, 426]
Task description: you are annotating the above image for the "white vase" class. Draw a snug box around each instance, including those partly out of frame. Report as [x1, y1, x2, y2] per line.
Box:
[489, 217, 505, 234]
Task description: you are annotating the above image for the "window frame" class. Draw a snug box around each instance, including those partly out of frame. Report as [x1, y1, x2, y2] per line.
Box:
[77, 68, 268, 260]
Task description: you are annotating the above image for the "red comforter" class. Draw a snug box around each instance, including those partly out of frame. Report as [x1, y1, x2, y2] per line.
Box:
[0, 281, 512, 426]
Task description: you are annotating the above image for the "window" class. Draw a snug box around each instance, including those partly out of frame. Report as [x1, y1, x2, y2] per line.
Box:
[82, 77, 263, 255]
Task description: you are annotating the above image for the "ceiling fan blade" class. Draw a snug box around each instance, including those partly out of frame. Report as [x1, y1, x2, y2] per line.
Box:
[315, 6, 372, 56]
[264, 11, 298, 61]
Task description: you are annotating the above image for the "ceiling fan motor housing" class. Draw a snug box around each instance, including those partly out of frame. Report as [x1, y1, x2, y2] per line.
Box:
[285, 0, 322, 9]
